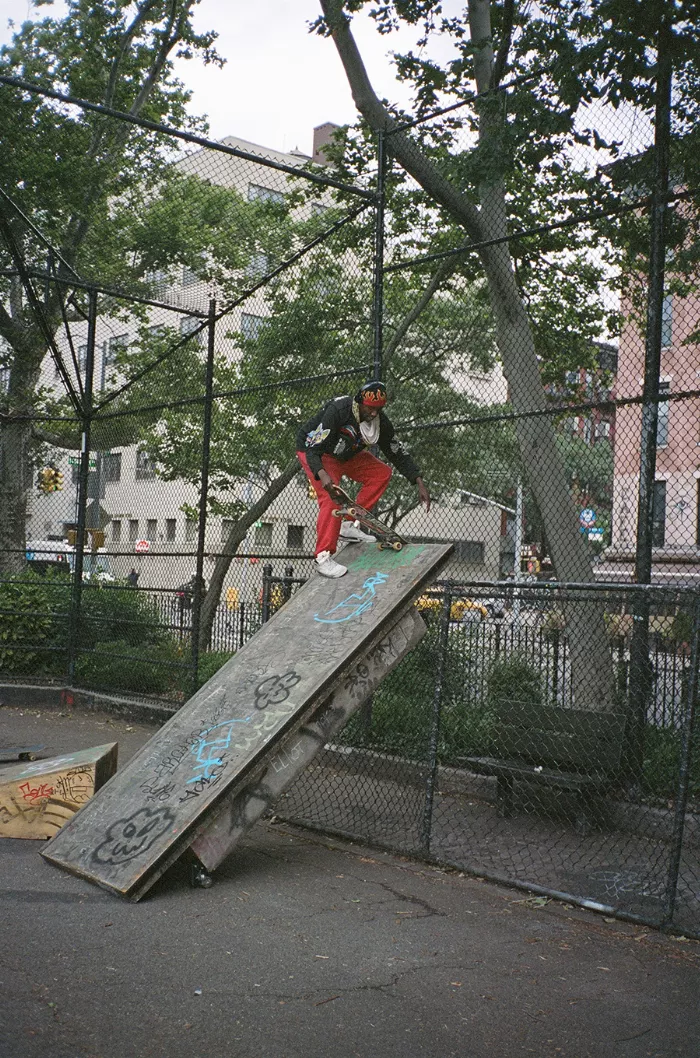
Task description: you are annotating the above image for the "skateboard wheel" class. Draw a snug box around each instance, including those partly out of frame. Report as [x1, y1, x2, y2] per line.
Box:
[391, 541, 403, 551]
[19, 752, 36, 761]
[347, 507, 357, 517]
[331, 509, 343, 518]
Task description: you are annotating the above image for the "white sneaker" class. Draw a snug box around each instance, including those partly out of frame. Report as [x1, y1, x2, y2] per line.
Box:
[315, 551, 347, 578]
[339, 521, 375, 544]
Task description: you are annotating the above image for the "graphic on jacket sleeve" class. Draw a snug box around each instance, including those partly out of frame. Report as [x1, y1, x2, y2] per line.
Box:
[306, 425, 331, 448]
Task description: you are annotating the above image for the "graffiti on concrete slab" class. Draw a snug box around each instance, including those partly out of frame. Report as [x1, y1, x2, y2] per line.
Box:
[92, 806, 176, 866]
[254, 671, 301, 710]
[313, 572, 389, 624]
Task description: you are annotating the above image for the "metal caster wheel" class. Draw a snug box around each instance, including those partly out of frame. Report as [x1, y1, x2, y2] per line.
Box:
[190, 864, 214, 889]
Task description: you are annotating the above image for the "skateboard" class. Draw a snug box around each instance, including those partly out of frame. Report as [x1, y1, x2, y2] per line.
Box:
[0, 745, 46, 763]
[329, 485, 405, 551]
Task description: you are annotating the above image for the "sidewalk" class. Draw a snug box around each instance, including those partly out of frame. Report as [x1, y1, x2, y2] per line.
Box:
[1, 704, 699, 1058]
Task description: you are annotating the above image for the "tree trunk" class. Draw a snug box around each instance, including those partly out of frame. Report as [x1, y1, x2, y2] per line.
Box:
[320, 0, 615, 709]
[0, 418, 33, 575]
[198, 458, 301, 651]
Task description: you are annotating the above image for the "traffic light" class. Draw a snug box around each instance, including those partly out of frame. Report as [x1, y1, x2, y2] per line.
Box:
[36, 467, 54, 493]
[36, 466, 64, 492]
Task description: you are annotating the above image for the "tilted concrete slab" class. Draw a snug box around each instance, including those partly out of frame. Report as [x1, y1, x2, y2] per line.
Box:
[41, 541, 453, 900]
[0, 743, 117, 839]
[189, 608, 426, 872]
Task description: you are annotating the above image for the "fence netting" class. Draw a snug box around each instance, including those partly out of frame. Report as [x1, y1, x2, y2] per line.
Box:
[1, 61, 698, 937]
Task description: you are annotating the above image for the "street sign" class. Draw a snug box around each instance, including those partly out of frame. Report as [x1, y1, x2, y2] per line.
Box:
[68, 456, 97, 468]
[134, 539, 150, 554]
[579, 508, 596, 527]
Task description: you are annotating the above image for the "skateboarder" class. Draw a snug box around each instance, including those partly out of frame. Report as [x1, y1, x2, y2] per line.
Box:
[296, 381, 431, 578]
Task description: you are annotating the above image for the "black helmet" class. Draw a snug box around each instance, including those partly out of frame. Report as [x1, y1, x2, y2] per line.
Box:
[356, 380, 387, 408]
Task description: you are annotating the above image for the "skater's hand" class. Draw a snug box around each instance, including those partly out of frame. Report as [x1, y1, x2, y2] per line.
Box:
[318, 470, 343, 502]
[416, 477, 431, 512]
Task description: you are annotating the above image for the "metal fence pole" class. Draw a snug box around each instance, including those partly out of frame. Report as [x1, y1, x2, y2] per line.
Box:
[282, 564, 294, 604]
[663, 596, 700, 928]
[261, 564, 273, 624]
[628, 9, 673, 784]
[420, 590, 452, 855]
[190, 299, 216, 694]
[67, 286, 97, 682]
[371, 129, 386, 381]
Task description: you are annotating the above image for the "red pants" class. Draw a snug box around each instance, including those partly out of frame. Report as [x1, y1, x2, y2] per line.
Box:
[297, 450, 392, 557]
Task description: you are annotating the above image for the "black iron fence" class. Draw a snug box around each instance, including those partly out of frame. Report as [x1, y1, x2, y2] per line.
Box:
[277, 582, 700, 940]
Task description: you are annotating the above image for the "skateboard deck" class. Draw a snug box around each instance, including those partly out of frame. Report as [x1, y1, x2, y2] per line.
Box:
[330, 485, 405, 551]
[0, 745, 46, 763]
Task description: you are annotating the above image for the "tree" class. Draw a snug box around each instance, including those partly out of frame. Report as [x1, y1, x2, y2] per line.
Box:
[0, 0, 224, 575]
[313, 0, 699, 710]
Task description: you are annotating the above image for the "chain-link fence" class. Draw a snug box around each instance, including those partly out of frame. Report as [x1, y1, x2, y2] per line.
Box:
[1, 17, 698, 939]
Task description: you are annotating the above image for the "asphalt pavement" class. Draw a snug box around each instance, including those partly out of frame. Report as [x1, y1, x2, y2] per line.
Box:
[1, 704, 699, 1058]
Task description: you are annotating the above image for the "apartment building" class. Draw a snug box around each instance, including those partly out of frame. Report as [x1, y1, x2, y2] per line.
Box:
[603, 291, 700, 585]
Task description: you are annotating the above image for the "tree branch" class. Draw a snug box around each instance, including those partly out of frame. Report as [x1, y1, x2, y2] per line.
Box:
[493, 0, 515, 89]
[198, 457, 301, 650]
[319, 0, 485, 243]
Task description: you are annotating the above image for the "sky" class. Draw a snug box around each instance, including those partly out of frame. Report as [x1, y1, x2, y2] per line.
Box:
[1, 0, 459, 155]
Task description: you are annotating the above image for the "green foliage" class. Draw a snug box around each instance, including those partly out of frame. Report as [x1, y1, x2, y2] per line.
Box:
[486, 654, 545, 711]
[78, 583, 168, 650]
[340, 620, 488, 761]
[0, 570, 70, 676]
[74, 639, 188, 696]
[642, 725, 700, 802]
[0, 571, 180, 689]
[195, 650, 234, 689]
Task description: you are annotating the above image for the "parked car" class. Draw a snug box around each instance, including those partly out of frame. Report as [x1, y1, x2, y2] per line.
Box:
[25, 539, 114, 581]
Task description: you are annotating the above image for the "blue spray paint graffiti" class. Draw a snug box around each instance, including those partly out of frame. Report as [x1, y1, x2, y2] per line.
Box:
[313, 571, 389, 624]
[187, 716, 252, 784]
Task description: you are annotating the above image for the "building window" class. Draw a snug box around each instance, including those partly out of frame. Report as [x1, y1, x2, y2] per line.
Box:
[180, 315, 203, 339]
[595, 420, 611, 441]
[221, 519, 234, 543]
[128, 519, 139, 542]
[77, 344, 88, 373]
[185, 519, 198, 542]
[652, 481, 666, 547]
[248, 183, 284, 205]
[241, 313, 266, 342]
[135, 449, 157, 480]
[286, 524, 305, 549]
[656, 381, 670, 448]
[0, 366, 9, 393]
[102, 452, 122, 482]
[661, 294, 673, 348]
[165, 519, 176, 542]
[455, 540, 486, 564]
[254, 521, 273, 547]
[105, 334, 128, 365]
[146, 519, 157, 540]
[246, 250, 271, 280]
[111, 520, 122, 544]
[145, 268, 169, 296]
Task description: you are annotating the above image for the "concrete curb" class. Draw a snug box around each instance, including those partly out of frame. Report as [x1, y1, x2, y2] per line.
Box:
[0, 681, 177, 727]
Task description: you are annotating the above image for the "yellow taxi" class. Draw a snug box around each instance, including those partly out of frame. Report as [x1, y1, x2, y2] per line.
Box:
[415, 589, 489, 622]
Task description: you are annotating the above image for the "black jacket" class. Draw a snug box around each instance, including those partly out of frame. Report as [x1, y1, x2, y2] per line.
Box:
[296, 395, 421, 483]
